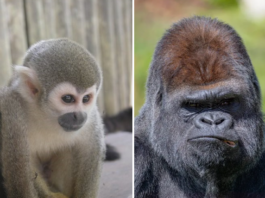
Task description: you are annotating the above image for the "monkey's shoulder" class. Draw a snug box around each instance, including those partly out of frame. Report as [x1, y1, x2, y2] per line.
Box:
[0, 88, 28, 132]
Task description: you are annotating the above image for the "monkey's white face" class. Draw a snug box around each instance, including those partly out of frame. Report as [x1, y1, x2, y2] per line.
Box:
[46, 82, 97, 132]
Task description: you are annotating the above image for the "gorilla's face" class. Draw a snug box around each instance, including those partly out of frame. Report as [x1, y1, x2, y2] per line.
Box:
[143, 16, 264, 182]
[150, 78, 263, 179]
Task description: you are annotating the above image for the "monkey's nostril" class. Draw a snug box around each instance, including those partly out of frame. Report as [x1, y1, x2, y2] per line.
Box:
[73, 113, 77, 121]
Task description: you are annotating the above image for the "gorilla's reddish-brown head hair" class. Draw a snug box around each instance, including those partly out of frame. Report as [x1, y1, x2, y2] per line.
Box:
[152, 16, 252, 90]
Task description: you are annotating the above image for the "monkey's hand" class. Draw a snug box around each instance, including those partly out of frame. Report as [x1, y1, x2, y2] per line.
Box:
[47, 192, 69, 198]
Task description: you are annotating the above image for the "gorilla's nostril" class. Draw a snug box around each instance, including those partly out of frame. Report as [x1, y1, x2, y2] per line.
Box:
[215, 118, 225, 125]
[201, 118, 212, 125]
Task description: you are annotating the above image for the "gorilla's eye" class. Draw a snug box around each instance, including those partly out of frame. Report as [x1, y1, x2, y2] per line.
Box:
[62, 95, 75, 103]
[185, 102, 202, 108]
[83, 95, 91, 103]
[220, 98, 235, 107]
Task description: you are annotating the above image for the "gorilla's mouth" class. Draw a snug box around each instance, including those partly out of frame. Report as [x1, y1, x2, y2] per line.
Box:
[188, 136, 238, 148]
[223, 139, 237, 147]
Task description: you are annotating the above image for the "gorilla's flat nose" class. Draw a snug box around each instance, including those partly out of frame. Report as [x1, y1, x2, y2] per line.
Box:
[194, 112, 232, 130]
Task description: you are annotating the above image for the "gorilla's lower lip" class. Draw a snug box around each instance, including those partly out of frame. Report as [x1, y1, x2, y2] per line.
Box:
[188, 136, 238, 147]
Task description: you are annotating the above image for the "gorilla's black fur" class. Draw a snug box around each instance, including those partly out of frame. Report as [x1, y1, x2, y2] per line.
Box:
[135, 16, 265, 198]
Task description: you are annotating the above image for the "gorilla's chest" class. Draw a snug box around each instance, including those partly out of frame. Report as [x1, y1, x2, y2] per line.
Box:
[157, 170, 205, 198]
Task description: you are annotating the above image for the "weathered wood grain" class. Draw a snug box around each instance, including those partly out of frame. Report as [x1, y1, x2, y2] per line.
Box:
[0, 0, 12, 87]
[98, 0, 119, 115]
[4, 0, 27, 65]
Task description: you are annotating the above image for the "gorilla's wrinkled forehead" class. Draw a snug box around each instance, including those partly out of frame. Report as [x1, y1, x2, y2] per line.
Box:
[152, 16, 252, 89]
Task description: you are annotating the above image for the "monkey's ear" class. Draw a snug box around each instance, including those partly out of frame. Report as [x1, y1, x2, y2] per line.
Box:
[14, 66, 41, 102]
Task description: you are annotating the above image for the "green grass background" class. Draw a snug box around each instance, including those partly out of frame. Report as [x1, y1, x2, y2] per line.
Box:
[135, 1, 265, 116]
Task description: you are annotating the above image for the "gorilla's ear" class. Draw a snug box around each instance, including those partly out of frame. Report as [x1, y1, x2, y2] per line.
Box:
[155, 87, 163, 107]
[252, 77, 261, 102]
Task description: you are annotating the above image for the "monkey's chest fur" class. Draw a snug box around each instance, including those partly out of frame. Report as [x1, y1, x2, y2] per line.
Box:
[41, 161, 52, 180]
[32, 146, 75, 195]
[27, 123, 85, 195]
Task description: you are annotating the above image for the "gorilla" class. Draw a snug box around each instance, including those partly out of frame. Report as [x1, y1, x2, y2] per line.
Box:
[134, 16, 265, 198]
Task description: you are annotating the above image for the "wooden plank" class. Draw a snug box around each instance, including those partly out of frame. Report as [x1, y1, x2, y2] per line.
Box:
[54, 0, 71, 38]
[98, 0, 118, 115]
[113, 0, 127, 110]
[83, 0, 104, 113]
[42, 0, 56, 38]
[124, 0, 132, 106]
[84, 0, 100, 60]
[0, 0, 12, 87]
[25, 0, 46, 45]
[4, 0, 27, 65]
[69, 0, 86, 46]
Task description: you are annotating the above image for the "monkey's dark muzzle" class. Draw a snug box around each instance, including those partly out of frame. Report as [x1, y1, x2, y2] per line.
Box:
[58, 112, 87, 132]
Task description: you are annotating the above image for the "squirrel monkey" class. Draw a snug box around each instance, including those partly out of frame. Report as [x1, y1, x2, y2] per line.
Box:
[0, 38, 105, 198]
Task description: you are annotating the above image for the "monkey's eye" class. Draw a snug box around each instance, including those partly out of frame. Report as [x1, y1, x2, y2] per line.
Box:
[83, 95, 91, 103]
[62, 95, 75, 103]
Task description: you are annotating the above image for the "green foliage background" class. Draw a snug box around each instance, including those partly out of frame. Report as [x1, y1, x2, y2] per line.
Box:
[135, 1, 265, 116]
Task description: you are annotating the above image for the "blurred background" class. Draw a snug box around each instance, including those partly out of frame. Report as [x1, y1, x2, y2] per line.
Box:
[135, 0, 265, 116]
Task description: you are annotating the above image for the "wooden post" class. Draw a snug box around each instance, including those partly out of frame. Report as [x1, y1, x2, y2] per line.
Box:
[42, 0, 56, 38]
[98, 0, 118, 115]
[54, 0, 71, 38]
[124, 0, 132, 106]
[112, 0, 127, 110]
[24, 0, 46, 45]
[4, 0, 27, 65]
[69, 0, 86, 46]
[0, 0, 12, 87]
[84, 0, 104, 113]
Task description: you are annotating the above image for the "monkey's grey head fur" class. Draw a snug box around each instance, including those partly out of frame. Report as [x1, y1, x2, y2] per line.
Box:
[23, 38, 102, 98]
